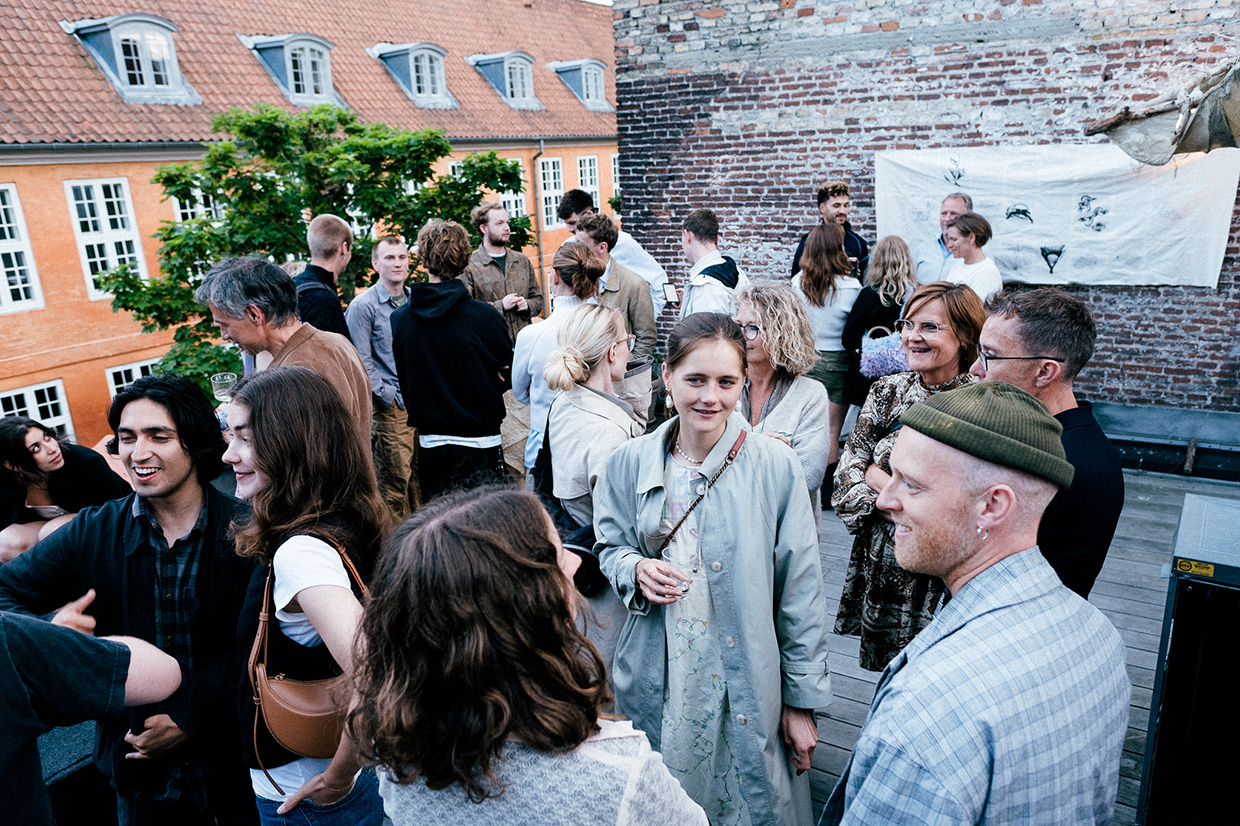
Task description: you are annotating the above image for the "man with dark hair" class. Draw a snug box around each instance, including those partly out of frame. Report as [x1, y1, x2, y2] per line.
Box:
[392, 219, 513, 500]
[196, 256, 372, 441]
[915, 192, 972, 284]
[680, 208, 749, 319]
[557, 188, 669, 315]
[823, 382, 1129, 825]
[294, 213, 354, 341]
[0, 375, 257, 826]
[970, 288, 1124, 597]
[347, 236, 420, 517]
[573, 212, 656, 359]
[463, 201, 543, 341]
[792, 180, 869, 279]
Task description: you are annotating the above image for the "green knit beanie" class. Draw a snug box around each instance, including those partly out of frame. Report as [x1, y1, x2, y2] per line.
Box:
[900, 382, 1075, 488]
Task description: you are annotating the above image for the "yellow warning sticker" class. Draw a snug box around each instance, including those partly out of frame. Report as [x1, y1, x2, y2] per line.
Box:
[1175, 559, 1215, 577]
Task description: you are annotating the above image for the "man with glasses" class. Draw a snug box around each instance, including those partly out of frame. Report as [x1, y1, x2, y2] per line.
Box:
[969, 288, 1124, 598]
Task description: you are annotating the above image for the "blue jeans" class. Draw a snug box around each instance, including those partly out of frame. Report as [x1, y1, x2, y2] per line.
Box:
[254, 767, 383, 826]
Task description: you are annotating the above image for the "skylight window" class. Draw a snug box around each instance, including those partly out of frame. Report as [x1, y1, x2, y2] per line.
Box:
[547, 59, 611, 112]
[240, 33, 342, 107]
[466, 51, 543, 111]
[370, 42, 457, 109]
[61, 14, 200, 104]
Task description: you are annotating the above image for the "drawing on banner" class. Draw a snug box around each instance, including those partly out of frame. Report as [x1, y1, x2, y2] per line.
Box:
[1077, 196, 1107, 232]
[944, 158, 965, 186]
[1005, 204, 1034, 223]
[1040, 246, 1065, 275]
[874, 145, 1240, 287]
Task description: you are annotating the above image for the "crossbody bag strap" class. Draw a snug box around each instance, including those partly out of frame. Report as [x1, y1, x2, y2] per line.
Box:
[656, 430, 747, 555]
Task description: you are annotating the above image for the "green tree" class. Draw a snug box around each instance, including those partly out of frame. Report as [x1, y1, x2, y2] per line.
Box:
[101, 103, 529, 392]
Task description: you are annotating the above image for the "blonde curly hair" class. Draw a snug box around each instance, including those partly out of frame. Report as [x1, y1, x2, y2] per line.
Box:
[737, 283, 818, 379]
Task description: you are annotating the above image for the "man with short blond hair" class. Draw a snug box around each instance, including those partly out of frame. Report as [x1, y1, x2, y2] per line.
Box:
[463, 201, 543, 341]
[822, 382, 1129, 825]
[792, 180, 869, 278]
[295, 213, 354, 341]
[347, 236, 420, 516]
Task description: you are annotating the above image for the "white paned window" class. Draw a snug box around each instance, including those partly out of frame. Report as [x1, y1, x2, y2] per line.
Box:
[65, 178, 147, 300]
[0, 184, 43, 313]
[612, 154, 620, 193]
[539, 158, 564, 228]
[412, 51, 443, 97]
[578, 156, 600, 208]
[107, 358, 161, 397]
[289, 45, 326, 97]
[174, 187, 224, 222]
[505, 56, 534, 103]
[449, 161, 465, 178]
[116, 25, 173, 89]
[0, 380, 74, 438]
[582, 65, 605, 103]
[500, 161, 527, 219]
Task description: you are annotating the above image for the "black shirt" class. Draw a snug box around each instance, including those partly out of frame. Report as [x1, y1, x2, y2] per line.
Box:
[294, 265, 352, 342]
[0, 613, 129, 825]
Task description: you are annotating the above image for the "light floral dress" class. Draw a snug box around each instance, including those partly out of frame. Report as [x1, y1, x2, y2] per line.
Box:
[830, 370, 974, 671]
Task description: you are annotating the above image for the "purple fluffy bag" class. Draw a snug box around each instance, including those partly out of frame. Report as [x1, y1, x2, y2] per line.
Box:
[859, 326, 908, 378]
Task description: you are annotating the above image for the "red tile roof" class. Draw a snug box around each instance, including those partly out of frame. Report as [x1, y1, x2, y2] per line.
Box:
[0, 0, 616, 145]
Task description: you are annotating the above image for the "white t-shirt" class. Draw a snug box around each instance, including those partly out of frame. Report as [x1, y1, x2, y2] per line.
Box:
[792, 273, 861, 351]
[251, 535, 355, 802]
[947, 256, 1003, 303]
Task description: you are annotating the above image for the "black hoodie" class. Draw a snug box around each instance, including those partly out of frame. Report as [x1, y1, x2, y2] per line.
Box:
[391, 279, 513, 438]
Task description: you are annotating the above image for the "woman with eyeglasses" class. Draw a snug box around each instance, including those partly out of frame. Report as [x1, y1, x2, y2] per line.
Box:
[830, 281, 986, 671]
[512, 241, 605, 481]
[945, 212, 1003, 303]
[735, 284, 830, 515]
[791, 222, 862, 485]
[594, 313, 831, 826]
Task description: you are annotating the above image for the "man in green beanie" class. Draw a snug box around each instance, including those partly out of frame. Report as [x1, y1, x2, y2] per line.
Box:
[821, 381, 1130, 826]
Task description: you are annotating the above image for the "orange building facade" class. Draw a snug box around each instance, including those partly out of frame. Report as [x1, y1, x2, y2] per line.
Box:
[0, 0, 619, 446]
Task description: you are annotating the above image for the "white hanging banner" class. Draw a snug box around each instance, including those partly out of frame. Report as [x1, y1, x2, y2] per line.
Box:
[874, 145, 1240, 288]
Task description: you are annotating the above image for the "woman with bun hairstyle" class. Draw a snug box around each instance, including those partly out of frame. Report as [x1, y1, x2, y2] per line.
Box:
[594, 313, 831, 826]
[0, 415, 132, 562]
[512, 241, 606, 479]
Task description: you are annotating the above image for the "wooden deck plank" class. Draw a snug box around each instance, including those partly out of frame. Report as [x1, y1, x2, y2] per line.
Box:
[809, 469, 1240, 824]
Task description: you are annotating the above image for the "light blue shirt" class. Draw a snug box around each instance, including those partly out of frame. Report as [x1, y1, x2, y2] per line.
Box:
[914, 235, 954, 284]
[511, 295, 588, 468]
[821, 548, 1130, 825]
[345, 282, 409, 409]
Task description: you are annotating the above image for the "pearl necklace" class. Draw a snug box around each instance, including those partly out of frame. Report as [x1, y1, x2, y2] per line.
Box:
[674, 441, 704, 465]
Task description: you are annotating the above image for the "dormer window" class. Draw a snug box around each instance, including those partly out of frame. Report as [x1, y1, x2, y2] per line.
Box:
[61, 14, 200, 104]
[239, 34, 341, 107]
[369, 42, 457, 109]
[467, 51, 542, 111]
[547, 59, 611, 112]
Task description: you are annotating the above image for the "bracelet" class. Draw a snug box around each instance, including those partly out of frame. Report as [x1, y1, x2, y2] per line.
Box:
[319, 774, 353, 794]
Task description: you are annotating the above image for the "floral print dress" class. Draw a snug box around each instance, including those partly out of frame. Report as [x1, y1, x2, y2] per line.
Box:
[829, 370, 975, 671]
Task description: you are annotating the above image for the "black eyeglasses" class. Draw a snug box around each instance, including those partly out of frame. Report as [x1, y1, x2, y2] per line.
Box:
[978, 352, 1066, 370]
[738, 323, 764, 341]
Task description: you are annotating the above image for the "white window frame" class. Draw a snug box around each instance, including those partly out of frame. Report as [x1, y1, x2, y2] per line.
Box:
[285, 40, 331, 103]
[582, 65, 605, 103]
[505, 55, 535, 104]
[448, 160, 466, 178]
[113, 23, 175, 91]
[577, 156, 600, 210]
[0, 380, 74, 439]
[411, 48, 450, 104]
[0, 184, 43, 314]
[64, 177, 148, 301]
[612, 154, 620, 193]
[173, 187, 224, 223]
[107, 358, 161, 397]
[500, 161, 527, 219]
[539, 158, 564, 229]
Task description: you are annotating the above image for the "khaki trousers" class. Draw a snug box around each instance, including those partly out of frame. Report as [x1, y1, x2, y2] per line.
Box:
[372, 401, 421, 519]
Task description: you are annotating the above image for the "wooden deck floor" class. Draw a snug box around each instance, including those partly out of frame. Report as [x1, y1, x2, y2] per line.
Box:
[808, 469, 1240, 824]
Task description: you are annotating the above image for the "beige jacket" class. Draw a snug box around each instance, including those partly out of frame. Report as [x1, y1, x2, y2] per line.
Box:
[463, 247, 544, 341]
[598, 260, 656, 359]
[548, 383, 643, 528]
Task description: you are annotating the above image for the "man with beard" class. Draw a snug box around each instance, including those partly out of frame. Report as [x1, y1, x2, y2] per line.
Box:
[464, 201, 544, 341]
[792, 180, 869, 280]
[821, 382, 1129, 825]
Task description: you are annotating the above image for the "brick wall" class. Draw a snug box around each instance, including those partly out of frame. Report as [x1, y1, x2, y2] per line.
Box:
[612, 0, 1240, 412]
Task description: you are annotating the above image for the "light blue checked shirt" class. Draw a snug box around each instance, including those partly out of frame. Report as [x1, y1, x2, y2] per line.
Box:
[821, 548, 1130, 826]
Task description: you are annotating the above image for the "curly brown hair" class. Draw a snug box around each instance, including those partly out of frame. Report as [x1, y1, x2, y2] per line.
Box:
[229, 366, 389, 571]
[416, 219, 472, 279]
[349, 486, 610, 802]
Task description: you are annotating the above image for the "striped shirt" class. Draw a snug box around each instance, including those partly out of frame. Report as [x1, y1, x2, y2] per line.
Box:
[821, 548, 1130, 825]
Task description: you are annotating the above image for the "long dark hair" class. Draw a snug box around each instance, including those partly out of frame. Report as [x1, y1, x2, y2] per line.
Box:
[229, 367, 388, 570]
[0, 416, 59, 479]
[799, 222, 852, 306]
[349, 485, 609, 802]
